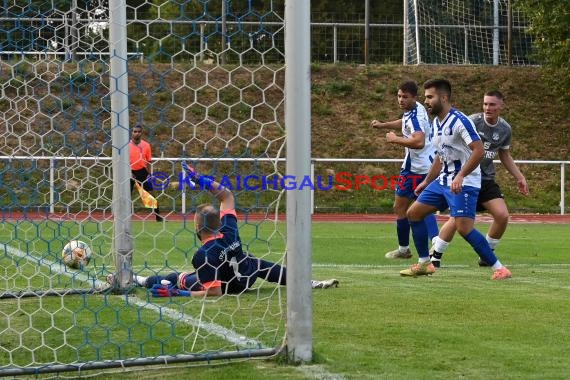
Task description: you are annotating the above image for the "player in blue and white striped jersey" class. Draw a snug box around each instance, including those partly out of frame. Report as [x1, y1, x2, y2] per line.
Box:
[400, 79, 512, 280]
[371, 80, 439, 260]
[430, 90, 529, 267]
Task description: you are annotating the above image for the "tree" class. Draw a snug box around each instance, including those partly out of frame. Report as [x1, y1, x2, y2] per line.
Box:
[516, 0, 570, 103]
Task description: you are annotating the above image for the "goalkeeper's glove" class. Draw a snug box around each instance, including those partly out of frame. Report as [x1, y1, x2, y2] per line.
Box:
[181, 161, 198, 188]
[181, 161, 215, 189]
[181, 161, 197, 178]
[150, 284, 191, 297]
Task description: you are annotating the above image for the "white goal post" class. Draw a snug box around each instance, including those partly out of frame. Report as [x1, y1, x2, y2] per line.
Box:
[0, 0, 297, 375]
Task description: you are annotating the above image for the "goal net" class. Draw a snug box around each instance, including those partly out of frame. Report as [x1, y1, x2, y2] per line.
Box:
[404, 0, 534, 65]
[0, 0, 288, 376]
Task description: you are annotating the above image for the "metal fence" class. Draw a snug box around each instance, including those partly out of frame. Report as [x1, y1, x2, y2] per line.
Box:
[0, 18, 534, 65]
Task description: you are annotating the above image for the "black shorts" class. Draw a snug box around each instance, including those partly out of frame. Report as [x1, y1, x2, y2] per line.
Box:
[476, 179, 504, 212]
[131, 168, 152, 192]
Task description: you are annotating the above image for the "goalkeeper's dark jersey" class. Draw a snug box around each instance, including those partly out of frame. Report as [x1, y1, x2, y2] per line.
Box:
[469, 113, 512, 181]
[192, 209, 257, 294]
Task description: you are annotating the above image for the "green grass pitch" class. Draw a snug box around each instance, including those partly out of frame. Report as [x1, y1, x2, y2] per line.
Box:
[1, 220, 569, 379]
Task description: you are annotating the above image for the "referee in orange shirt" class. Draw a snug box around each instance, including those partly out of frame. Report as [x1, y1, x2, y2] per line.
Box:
[130, 124, 163, 222]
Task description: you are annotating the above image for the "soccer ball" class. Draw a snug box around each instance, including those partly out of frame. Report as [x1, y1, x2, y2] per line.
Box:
[62, 240, 92, 269]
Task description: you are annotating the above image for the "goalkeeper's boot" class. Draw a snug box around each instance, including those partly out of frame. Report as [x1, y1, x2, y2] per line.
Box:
[311, 279, 339, 289]
[400, 262, 436, 277]
[384, 248, 412, 259]
[491, 267, 512, 280]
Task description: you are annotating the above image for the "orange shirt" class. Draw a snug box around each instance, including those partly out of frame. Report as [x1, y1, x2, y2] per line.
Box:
[129, 140, 152, 170]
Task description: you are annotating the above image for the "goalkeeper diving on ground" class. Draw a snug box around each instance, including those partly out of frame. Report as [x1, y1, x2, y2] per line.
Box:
[107, 162, 338, 297]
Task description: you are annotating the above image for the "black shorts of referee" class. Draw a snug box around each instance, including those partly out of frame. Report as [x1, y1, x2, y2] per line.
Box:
[131, 168, 152, 192]
[131, 168, 163, 221]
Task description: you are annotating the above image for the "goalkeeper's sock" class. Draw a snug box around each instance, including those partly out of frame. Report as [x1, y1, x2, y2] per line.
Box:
[134, 275, 148, 287]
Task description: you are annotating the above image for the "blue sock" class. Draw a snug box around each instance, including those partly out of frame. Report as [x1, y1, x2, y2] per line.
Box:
[463, 229, 498, 266]
[410, 220, 429, 258]
[396, 218, 410, 247]
[424, 213, 439, 242]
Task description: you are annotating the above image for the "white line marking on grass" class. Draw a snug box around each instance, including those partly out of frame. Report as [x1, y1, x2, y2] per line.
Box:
[2, 244, 263, 348]
[3, 244, 95, 282]
[296, 364, 346, 380]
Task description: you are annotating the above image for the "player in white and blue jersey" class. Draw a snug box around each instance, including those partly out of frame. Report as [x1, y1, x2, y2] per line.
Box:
[371, 81, 439, 260]
[430, 90, 529, 267]
[400, 79, 512, 280]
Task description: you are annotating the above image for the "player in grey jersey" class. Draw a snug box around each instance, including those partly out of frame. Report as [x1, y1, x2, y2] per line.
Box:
[430, 90, 529, 267]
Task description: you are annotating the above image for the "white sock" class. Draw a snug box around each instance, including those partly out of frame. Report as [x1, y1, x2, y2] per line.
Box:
[433, 237, 450, 253]
[492, 260, 503, 270]
[418, 257, 430, 264]
[486, 235, 501, 251]
[134, 275, 148, 287]
[399, 245, 410, 253]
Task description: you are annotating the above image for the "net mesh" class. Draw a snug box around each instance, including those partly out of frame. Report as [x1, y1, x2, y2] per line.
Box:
[405, 0, 534, 65]
[0, 0, 287, 375]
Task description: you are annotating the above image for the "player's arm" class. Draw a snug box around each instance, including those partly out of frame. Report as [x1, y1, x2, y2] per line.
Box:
[181, 162, 235, 211]
[386, 131, 425, 149]
[425, 155, 442, 183]
[450, 140, 484, 193]
[463, 140, 485, 176]
[498, 149, 529, 195]
[414, 154, 442, 195]
[371, 119, 401, 129]
[209, 180, 235, 212]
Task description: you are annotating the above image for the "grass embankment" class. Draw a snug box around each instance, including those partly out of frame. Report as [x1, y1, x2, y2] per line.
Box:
[2, 62, 568, 213]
